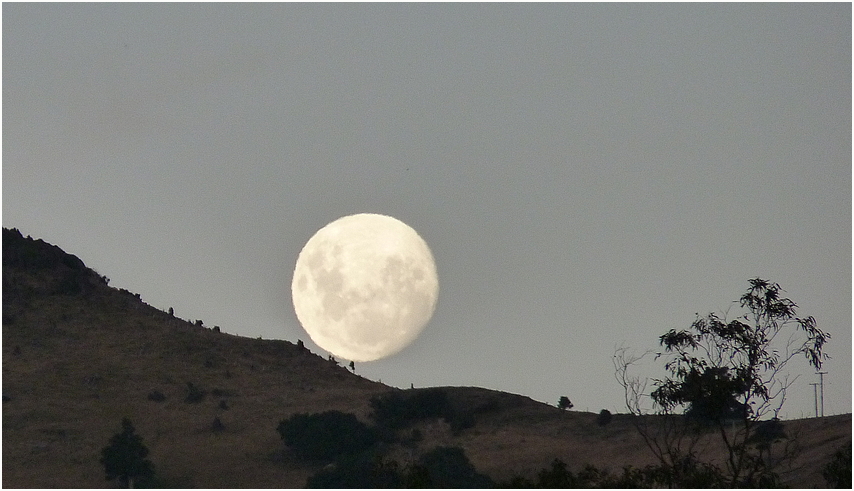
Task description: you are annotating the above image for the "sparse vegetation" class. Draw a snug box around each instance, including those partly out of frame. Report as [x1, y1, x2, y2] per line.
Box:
[596, 409, 612, 426]
[557, 396, 573, 410]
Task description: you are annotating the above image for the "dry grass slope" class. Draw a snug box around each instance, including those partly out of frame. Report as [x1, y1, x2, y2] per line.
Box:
[2, 228, 850, 488]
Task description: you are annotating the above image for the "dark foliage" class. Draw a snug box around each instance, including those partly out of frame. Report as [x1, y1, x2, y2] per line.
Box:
[306, 451, 404, 488]
[417, 446, 495, 488]
[823, 442, 852, 488]
[100, 418, 156, 488]
[596, 409, 612, 426]
[557, 396, 573, 411]
[277, 411, 377, 461]
[535, 459, 577, 488]
[184, 382, 206, 404]
[307, 446, 493, 488]
[147, 390, 166, 402]
[369, 388, 473, 434]
[502, 456, 730, 488]
[211, 417, 225, 433]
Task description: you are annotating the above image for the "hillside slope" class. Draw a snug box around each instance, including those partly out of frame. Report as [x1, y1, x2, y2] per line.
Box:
[2, 228, 849, 487]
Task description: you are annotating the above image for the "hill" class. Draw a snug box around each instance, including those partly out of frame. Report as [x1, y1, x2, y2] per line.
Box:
[2, 228, 850, 487]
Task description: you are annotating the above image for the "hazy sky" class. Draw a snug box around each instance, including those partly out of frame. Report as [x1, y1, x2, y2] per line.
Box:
[4, 3, 850, 419]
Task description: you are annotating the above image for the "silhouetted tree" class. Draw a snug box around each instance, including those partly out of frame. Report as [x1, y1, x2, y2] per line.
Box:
[615, 278, 830, 487]
[100, 418, 155, 488]
[597, 409, 613, 426]
[557, 396, 573, 410]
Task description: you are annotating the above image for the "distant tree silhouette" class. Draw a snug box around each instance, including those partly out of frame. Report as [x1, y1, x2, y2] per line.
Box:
[100, 418, 155, 488]
[597, 409, 613, 426]
[557, 396, 573, 410]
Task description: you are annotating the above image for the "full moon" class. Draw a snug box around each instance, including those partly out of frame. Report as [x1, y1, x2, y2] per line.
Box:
[291, 213, 439, 362]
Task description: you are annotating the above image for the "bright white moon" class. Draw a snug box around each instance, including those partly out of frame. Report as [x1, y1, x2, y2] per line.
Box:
[291, 213, 439, 362]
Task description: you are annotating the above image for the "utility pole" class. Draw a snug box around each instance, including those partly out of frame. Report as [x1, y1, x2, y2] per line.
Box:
[810, 383, 820, 417]
[818, 371, 828, 417]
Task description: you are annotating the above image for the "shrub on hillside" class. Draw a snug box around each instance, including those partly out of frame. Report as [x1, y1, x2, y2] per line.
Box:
[277, 411, 377, 461]
[597, 409, 613, 426]
[211, 417, 225, 433]
[184, 382, 206, 404]
[147, 390, 166, 402]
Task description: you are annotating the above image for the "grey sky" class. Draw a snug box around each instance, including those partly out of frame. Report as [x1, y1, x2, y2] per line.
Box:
[4, 3, 850, 418]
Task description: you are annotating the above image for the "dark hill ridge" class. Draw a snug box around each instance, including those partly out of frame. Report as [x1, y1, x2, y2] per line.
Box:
[2, 228, 850, 487]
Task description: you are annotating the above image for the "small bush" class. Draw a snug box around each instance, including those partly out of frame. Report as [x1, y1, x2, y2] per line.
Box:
[597, 409, 613, 426]
[211, 417, 225, 433]
[147, 390, 166, 402]
[558, 396, 573, 410]
[184, 382, 206, 404]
